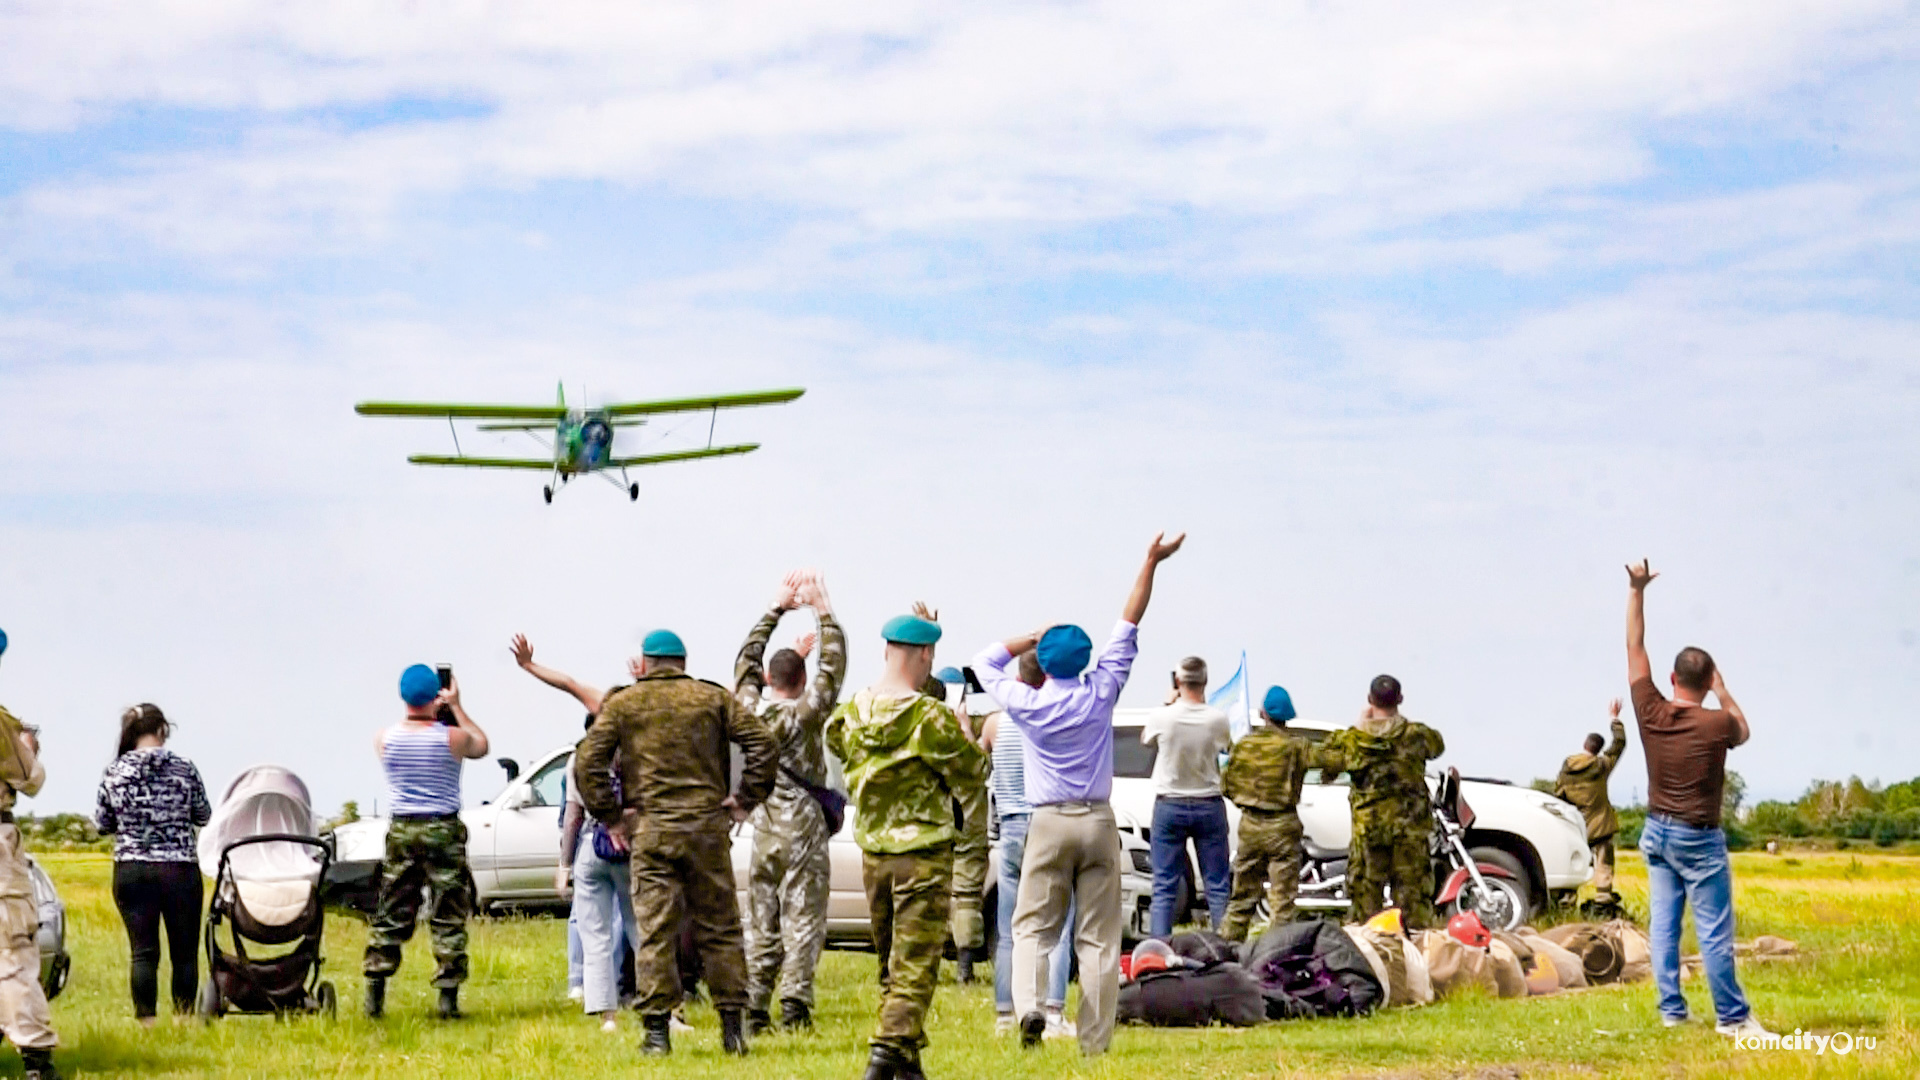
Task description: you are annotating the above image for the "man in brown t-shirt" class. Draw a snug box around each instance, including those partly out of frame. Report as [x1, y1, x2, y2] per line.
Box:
[1625, 560, 1766, 1040]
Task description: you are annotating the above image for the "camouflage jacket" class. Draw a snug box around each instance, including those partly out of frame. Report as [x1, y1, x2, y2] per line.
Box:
[576, 669, 777, 832]
[1555, 718, 1627, 840]
[0, 705, 44, 816]
[1318, 716, 1445, 816]
[1221, 725, 1315, 812]
[733, 609, 847, 825]
[825, 689, 988, 855]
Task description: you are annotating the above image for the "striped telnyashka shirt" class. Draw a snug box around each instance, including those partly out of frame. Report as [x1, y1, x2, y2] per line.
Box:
[381, 724, 462, 816]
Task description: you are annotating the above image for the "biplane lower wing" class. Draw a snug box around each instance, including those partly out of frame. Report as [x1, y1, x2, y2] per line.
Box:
[611, 444, 760, 467]
[408, 455, 557, 469]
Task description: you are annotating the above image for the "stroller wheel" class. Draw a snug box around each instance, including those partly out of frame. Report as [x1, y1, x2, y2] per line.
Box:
[198, 976, 225, 1021]
[316, 981, 337, 1020]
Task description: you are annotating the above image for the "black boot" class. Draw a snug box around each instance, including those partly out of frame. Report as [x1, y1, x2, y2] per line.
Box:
[20, 1047, 59, 1080]
[747, 1007, 774, 1036]
[719, 1006, 749, 1056]
[363, 977, 386, 1020]
[895, 1046, 928, 1080]
[1018, 1010, 1046, 1050]
[779, 997, 812, 1032]
[955, 952, 975, 985]
[436, 986, 461, 1020]
[641, 1012, 672, 1057]
[862, 1045, 905, 1080]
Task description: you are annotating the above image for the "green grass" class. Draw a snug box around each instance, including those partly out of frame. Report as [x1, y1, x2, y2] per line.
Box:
[26, 851, 1918, 1078]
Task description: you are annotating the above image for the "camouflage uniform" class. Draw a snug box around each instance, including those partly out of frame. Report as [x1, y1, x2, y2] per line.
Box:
[364, 816, 474, 987]
[1319, 716, 1445, 928]
[947, 704, 990, 961]
[0, 707, 55, 1055]
[732, 609, 847, 1013]
[1554, 718, 1627, 901]
[576, 669, 777, 1016]
[1218, 724, 1316, 941]
[825, 689, 988, 1058]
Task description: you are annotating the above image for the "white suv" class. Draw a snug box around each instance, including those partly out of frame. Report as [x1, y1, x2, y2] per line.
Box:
[1107, 710, 1592, 920]
[329, 745, 1158, 947]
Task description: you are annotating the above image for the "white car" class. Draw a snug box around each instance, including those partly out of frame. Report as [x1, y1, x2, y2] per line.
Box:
[329, 745, 1157, 947]
[1107, 710, 1593, 919]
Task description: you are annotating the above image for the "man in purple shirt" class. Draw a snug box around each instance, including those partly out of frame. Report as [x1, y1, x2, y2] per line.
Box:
[973, 532, 1184, 1057]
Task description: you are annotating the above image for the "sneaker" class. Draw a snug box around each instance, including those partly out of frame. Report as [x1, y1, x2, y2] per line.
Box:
[1716, 1017, 1772, 1039]
[567, 985, 585, 1003]
[994, 1014, 1015, 1036]
[1043, 1008, 1076, 1040]
[1661, 1014, 1691, 1028]
[1018, 1010, 1046, 1050]
[601, 1016, 619, 1034]
[669, 1010, 695, 1033]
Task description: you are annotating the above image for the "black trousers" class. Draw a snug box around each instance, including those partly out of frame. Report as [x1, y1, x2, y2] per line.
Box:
[112, 860, 204, 1018]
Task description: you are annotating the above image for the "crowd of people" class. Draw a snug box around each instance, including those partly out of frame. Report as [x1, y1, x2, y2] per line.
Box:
[0, 549, 1772, 1080]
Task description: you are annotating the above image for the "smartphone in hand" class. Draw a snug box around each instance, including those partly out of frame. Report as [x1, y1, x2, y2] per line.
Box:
[436, 664, 455, 725]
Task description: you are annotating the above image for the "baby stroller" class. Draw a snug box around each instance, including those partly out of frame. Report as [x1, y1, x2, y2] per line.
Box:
[196, 765, 337, 1019]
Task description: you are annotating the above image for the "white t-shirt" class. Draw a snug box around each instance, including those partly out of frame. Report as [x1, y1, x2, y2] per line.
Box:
[1141, 702, 1232, 798]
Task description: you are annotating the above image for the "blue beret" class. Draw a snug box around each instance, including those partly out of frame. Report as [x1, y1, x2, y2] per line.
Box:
[935, 666, 964, 684]
[882, 615, 942, 646]
[1262, 685, 1296, 723]
[399, 664, 441, 707]
[0, 627, 8, 657]
[642, 629, 687, 658]
[1037, 625, 1092, 679]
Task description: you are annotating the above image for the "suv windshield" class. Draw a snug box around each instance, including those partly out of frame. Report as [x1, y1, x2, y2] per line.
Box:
[1111, 726, 1155, 779]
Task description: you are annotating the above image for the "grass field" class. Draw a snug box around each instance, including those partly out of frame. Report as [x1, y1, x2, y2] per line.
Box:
[23, 850, 1917, 1078]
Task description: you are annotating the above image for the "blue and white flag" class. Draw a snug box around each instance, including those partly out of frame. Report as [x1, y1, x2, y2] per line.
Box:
[1210, 651, 1252, 742]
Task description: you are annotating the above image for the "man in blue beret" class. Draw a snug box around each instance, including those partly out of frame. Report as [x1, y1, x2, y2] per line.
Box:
[576, 626, 777, 1058]
[971, 531, 1185, 1056]
[826, 606, 987, 1080]
[1219, 685, 1318, 941]
[0, 628, 59, 1080]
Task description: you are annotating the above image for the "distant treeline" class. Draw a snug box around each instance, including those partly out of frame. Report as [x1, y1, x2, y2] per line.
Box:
[15, 813, 110, 853]
[1538, 771, 1920, 850]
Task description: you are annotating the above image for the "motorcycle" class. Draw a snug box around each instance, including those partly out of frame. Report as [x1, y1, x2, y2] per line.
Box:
[1288, 767, 1529, 931]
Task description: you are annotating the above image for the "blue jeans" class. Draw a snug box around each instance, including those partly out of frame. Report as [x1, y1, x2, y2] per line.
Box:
[1149, 795, 1232, 939]
[574, 841, 640, 1014]
[995, 814, 1073, 1014]
[567, 906, 584, 991]
[1640, 814, 1751, 1025]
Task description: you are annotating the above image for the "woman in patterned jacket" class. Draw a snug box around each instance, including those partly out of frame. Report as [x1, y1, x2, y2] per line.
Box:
[95, 705, 211, 1025]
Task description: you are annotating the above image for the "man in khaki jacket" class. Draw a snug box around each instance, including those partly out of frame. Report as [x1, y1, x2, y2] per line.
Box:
[0, 628, 59, 1080]
[1555, 699, 1629, 909]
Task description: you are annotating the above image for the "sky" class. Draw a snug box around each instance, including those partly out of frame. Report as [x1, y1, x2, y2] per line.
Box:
[1, 1, 1916, 817]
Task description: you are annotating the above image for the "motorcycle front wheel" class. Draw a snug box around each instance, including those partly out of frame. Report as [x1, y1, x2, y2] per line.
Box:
[1449, 875, 1528, 931]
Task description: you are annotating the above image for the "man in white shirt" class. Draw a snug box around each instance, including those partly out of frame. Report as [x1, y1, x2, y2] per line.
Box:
[1141, 657, 1233, 939]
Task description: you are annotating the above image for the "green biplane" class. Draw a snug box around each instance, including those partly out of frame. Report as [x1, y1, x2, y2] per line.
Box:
[355, 383, 804, 503]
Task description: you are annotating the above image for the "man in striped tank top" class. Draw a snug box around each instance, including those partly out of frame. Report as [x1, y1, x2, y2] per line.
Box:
[364, 664, 492, 1021]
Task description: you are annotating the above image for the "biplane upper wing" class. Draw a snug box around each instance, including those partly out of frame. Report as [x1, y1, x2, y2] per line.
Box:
[407, 455, 557, 469]
[610, 444, 761, 467]
[357, 402, 568, 420]
[602, 388, 804, 417]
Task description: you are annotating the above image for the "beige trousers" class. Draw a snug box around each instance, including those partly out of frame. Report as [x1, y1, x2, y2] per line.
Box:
[0, 827, 54, 1050]
[1010, 801, 1122, 1056]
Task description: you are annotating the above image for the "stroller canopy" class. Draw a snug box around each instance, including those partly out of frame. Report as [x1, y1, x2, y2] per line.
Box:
[199, 766, 322, 926]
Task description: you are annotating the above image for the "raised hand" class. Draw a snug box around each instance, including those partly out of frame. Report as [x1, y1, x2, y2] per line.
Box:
[773, 573, 803, 612]
[1148, 531, 1187, 564]
[1608, 697, 1623, 720]
[794, 631, 819, 659]
[912, 600, 939, 623]
[509, 634, 534, 668]
[1626, 559, 1658, 590]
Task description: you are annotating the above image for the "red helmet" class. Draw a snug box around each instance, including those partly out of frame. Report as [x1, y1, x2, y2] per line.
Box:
[1448, 911, 1491, 949]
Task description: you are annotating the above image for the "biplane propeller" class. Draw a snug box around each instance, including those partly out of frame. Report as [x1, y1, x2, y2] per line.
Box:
[355, 382, 804, 503]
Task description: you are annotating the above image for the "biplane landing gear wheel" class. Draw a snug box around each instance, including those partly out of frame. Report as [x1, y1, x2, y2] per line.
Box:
[629, 483, 639, 501]
[316, 981, 338, 1021]
[543, 485, 553, 504]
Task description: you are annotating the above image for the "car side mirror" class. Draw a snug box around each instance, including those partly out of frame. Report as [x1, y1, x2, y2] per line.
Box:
[498, 758, 521, 782]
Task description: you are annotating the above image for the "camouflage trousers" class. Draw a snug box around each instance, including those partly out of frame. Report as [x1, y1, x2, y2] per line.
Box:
[1348, 811, 1435, 930]
[1591, 836, 1617, 901]
[863, 844, 953, 1054]
[745, 802, 831, 1011]
[949, 799, 989, 954]
[364, 816, 473, 987]
[0, 827, 54, 1050]
[1221, 808, 1303, 942]
[628, 823, 748, 1014]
